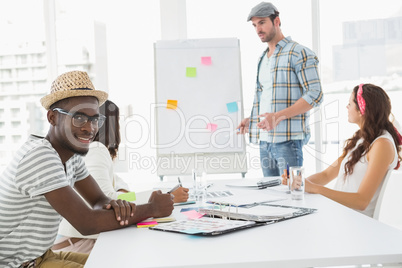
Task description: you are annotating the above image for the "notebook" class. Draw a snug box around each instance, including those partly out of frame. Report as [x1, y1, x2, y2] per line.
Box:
[149, 217, 261, 236]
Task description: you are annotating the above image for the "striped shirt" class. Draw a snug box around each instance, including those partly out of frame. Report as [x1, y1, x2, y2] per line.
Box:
[0, 135, 89, 268]
[249, 36, 323, 144]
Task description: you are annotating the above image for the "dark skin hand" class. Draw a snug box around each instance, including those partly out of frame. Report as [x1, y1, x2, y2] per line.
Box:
[45, 176, 174, 235]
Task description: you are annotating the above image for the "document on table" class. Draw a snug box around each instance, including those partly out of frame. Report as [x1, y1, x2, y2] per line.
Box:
[206, 191, 286, 207]
[199, 205, 298, 222]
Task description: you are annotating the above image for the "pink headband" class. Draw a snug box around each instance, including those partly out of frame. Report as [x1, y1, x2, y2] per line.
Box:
[357, 83, 366, 115]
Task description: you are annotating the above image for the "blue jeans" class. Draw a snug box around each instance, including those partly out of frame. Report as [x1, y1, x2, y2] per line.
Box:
[259, 140, 304, 177]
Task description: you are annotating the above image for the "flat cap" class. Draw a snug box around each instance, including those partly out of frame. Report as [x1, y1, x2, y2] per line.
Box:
[247, 2, 279, 21]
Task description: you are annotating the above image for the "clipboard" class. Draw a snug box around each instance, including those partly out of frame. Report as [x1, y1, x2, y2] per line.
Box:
[149, 217, 263, 236]
[149, 204, 317, 236]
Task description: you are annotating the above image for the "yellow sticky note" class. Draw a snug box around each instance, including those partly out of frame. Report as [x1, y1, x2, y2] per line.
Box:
[167, 100, 178, 109]
[186, 67, 197, 77]
[117, 192, 136, 202]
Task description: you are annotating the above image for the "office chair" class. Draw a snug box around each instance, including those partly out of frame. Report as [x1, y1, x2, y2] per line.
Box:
[373, 170, 393, 220]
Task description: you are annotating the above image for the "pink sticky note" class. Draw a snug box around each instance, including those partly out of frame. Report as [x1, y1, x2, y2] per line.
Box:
[207, 123, 218, 132]
[181, 210, 205, 219]
[201, 56, 212, 65]
[137, 221, 158, 226]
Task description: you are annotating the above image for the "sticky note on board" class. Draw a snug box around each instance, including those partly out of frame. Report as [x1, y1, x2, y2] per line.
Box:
[167, 100, 178, 109]
[207, 123, 218, 132]
[201, 56, 212, 65]
[117, 192, 136, 202]
[226, 102, 239, 113]
[181, 210, 205, 219]
[186, 67, 197, 77]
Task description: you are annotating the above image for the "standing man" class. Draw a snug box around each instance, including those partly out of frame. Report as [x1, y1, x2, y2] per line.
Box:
[238, 2, 323, 176]
[0, 70, 174, 268]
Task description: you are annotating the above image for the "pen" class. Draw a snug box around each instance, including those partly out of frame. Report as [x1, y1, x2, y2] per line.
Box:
[286, 163, 291, 193]
[178, 177, 182, 187]
[167, 184, 181, 194]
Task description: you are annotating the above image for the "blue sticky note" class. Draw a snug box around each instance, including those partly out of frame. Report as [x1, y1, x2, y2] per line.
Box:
[226, 102, 238, 113]
[183, 228, 203, 234]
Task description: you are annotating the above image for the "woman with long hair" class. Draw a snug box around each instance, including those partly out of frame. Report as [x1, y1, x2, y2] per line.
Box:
[303, 84, 401, 217]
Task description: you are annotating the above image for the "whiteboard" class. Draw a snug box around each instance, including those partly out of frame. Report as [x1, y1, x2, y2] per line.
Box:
[154, 38, 246, 156]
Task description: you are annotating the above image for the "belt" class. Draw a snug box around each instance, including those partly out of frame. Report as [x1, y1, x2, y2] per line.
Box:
[51, 237, 84, 250]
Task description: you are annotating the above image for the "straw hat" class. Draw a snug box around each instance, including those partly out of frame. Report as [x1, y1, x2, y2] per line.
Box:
[40, 70, 108, 110]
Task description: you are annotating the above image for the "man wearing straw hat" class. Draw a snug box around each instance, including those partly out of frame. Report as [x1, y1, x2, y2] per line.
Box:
[0, 70, 174, 268]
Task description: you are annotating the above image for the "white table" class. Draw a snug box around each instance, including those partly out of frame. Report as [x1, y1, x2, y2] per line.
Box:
[85, 180, 402, 268]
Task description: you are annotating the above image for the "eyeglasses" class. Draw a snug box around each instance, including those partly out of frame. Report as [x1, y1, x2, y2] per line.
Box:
[52, 108, 106, 128]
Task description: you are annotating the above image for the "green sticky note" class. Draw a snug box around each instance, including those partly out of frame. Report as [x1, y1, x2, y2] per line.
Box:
[117, 192, 136, 202]
[186, 67, 197, 77]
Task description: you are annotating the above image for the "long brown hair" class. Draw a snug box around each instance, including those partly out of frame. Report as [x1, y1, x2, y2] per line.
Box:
[341, 84, 401, 175]
[94, 100, 120, 160]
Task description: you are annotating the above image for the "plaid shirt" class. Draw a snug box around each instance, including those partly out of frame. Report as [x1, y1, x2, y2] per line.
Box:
[249, 36, 323, 144]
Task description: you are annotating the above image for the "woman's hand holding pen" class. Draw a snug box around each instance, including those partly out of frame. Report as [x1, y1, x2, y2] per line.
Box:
[171, 187, 189, 203]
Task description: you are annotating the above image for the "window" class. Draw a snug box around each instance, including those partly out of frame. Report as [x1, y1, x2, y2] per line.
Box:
[12, 135, 22, 144]
[11, 121, 21, 128]
[1, 69, 12, 79]
[18, 55, 28, 65]
[318, 0, 402, 170]
[11, 108, 20, 119]
[16, 68, 30, 79]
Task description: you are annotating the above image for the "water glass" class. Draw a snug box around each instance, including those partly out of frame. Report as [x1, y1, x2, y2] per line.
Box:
[289, 166, 305, 200]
